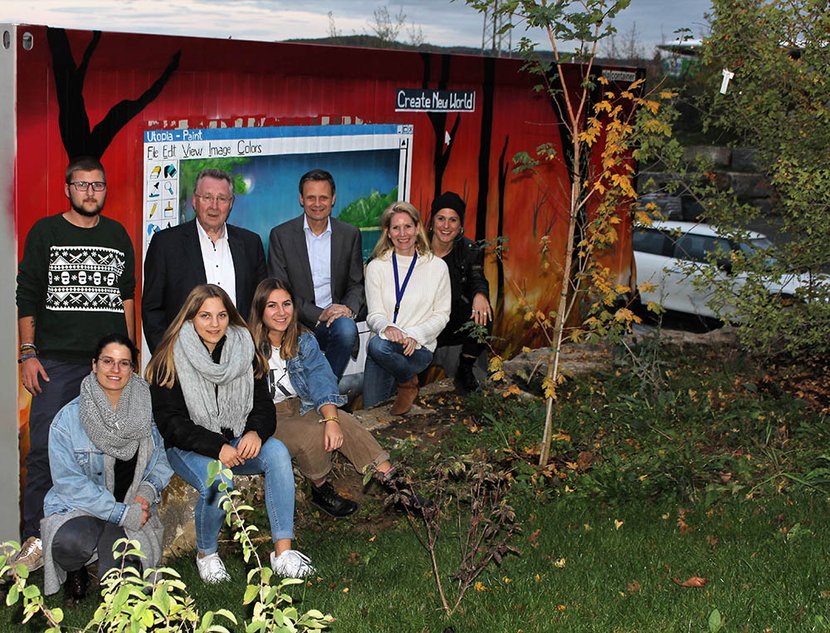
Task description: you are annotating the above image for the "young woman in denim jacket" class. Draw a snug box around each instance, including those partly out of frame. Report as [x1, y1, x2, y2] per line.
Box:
[248, 278, 400, 518]
[41, 333, 173, 602]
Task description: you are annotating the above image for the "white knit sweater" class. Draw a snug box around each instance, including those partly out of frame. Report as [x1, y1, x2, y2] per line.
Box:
[365, 251, 451, 352]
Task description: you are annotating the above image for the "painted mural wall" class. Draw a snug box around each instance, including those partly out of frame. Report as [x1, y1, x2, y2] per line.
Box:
[9, 25, 637, 530]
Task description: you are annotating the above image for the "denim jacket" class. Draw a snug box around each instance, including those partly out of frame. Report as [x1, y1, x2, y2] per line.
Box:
[43, 396, 174, 525]
[285, 332, 348, 415]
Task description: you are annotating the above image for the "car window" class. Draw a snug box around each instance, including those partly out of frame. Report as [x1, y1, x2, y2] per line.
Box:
[675, 234, 732, 264]
[633, 228, 670, 255]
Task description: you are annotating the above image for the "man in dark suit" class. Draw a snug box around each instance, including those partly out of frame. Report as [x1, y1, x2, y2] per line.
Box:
[142, 168, 266, 352]
[267, 169, 363, 381]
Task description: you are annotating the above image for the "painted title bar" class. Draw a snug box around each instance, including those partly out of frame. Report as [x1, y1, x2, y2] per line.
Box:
[395, 89, 476, 113]
[143, 123, 404, 144]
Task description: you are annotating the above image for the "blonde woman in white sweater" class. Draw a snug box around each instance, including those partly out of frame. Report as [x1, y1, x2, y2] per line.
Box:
[364, 202, 451, 415]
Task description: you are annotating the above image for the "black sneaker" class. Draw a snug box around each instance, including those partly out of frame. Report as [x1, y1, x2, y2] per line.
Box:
[455, 363, 480, 394]
[311, 481, 359, 518]
[64, 566, 89, 605]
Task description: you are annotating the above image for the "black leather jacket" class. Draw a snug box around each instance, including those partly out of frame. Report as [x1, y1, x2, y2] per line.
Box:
[437, 236, 490, 346]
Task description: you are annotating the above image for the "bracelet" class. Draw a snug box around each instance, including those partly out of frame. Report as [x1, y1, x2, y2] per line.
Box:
[18, 352, 37, 364]
[319, 416, 339, 424]
[19, 343, 37, 353]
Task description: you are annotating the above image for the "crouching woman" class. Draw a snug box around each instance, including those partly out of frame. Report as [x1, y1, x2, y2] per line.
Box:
[41, 333, 173, 601]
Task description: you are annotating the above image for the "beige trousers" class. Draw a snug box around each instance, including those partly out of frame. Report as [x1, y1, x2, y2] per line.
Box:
[274, 398, 390, 482]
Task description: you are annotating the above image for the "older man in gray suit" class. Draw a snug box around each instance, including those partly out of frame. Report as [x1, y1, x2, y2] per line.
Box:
[267, 169, 364, 381]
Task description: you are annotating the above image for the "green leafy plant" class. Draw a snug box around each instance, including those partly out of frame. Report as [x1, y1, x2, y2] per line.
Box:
[206, 460, 334, 632]
[88, 539, 236, 632]
[1, 541, 63, 631]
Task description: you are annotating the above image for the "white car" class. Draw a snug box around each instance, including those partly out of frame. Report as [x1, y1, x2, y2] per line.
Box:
[633, 220, 815, 319]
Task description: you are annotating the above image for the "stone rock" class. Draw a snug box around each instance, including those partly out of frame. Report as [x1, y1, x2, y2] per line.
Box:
[501, 343, 612, 382]
[727, 172, 771, 198]
[159, 476, 198, 560]
[639, 194, 683, 220]
[731, 147, 759, 172]
[683, 145, 732, 167]
[637, 171, 675, 191]
[159, 472, 267, 561]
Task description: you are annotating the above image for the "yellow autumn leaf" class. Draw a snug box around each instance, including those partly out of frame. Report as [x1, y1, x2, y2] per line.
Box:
[634, 210, 654, 225]
[474, 581, 488, 592]
[551, 432, 571, 442]
[521, 346, 531, 353]
[491, 370, 505, 382]
[554, 558, 566, 568]
[613, 307, 636, 323]
[502, 384, 522, 398]
[614, 519, 624, 530]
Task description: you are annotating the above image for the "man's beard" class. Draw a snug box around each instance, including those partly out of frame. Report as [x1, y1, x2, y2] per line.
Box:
[71, 198, 103, 217]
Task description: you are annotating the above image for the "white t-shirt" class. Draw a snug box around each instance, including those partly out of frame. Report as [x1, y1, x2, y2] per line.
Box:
[267, 347, 297, 403]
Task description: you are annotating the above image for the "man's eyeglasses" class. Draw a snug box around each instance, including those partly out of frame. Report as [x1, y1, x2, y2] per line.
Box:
[69, 181, 107, 192]
[97, 357, 133, 371]
[194, 194, 233, 205]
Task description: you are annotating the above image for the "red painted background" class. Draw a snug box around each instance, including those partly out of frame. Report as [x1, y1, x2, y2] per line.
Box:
[14, 25, 634, 355]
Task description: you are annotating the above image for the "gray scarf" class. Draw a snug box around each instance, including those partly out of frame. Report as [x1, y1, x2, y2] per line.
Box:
[79, 372, 154, 461]
[173, 322, 254, 438]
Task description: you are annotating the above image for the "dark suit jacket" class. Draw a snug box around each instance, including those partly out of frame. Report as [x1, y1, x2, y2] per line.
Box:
[142, 220, 266, 352]
[267, 215, 364, 328]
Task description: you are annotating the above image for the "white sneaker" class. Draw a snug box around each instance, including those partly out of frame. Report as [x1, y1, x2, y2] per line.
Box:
[195, 553, 230, 584]
[14, 536, 43, 572]
[270, 550, 315, 578]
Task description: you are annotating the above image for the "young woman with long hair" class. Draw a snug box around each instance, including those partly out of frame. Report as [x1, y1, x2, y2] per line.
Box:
[248, 278, 404, 518]
[146, 284, 313, 583]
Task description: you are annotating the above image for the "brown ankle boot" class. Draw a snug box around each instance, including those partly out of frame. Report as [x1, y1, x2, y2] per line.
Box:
[390, 376, 419, 415]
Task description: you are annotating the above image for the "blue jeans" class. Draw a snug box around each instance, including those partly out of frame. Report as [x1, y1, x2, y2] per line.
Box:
[314, 317, 358, 382]
[166, 437, 295, 555]
[23, 359, 89, 539]
[363, 337, 433, 408]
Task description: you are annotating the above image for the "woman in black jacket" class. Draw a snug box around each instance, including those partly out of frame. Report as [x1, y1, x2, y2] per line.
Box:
[428, 192, 493, 392]
[147, 284, 314, 584]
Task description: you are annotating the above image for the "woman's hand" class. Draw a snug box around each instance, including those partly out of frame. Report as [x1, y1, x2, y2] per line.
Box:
[236, 431, 262, 459]
[323, 419, 344, 452]
[384, 326, 417, 355]
[401, 336, 417, 356]
[383, 325, 405, 343]
[219, 443, 244, 468]
[134, 495, 151, 527]
[471, 293, 492, 326]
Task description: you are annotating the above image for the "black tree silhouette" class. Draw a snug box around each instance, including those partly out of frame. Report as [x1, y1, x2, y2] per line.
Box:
[47, 27, 181, 160]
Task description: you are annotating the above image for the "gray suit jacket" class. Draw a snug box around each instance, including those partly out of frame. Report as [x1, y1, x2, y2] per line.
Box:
[267, 215, 364, 328]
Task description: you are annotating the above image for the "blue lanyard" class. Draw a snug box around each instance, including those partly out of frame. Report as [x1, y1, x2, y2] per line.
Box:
[392, 252, 417, 324]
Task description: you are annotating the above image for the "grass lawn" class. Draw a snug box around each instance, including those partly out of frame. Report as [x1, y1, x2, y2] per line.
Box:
[4, 343, 830, 631]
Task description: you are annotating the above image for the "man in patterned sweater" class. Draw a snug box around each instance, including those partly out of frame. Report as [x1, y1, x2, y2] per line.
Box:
[15, 156, 136, 571]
